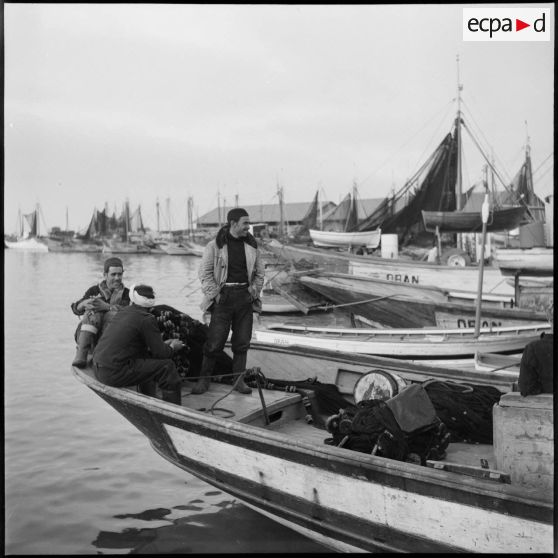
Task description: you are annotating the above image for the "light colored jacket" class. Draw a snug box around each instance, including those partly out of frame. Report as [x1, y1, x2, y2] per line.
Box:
[198, 232, 265, 313]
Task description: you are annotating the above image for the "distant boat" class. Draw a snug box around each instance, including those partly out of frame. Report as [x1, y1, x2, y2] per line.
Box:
[5, 205, 48, 252]
[46, 238, 102, 253]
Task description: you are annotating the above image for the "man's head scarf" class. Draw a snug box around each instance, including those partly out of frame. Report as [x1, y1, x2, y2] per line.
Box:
[130, 284, 155, 307]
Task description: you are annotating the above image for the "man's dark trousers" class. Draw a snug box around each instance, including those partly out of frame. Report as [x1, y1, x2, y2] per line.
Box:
[200, 285, 253, 377]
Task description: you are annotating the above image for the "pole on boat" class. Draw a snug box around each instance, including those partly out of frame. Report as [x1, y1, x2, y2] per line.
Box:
[474, 193, 490, 338]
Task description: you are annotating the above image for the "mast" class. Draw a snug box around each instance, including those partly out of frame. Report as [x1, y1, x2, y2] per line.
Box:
[277, 181, 285, 237]
[318, 188, 323, 230]
[187, 196, 194, 239]
[156, 198, 160, 234]
[456, 54, 464, 250]
[65, 206, 69, 232]
[125, 199, 130, 243]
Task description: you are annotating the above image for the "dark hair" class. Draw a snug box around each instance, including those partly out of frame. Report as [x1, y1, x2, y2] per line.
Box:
[134, 284, 155, 299]
[104, 257, 124, 272]
[226, 207, 249, 224]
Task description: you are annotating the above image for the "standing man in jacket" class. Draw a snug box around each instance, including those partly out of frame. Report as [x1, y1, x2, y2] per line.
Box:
[192, 207, 265, 394]
[92, 284, 185, 404]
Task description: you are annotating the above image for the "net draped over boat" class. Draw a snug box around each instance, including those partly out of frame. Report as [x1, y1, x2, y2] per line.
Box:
[356, 131, 458, 244]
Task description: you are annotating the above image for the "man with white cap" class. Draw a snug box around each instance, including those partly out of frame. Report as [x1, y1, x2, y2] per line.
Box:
[193, 207, 265, 394]
[71, 257, 130, 368]
[92, 284, 185, 404]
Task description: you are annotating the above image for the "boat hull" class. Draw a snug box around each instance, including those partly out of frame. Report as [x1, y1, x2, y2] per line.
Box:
[254, 323, 549, 359]
[309, 229, 381, 249]
[5, 238, 49, 252]
[73, 358, 553, 554]
[267, 242, 516, 296]
[493, 247, 554, 276]
[299, 273, 546, 329]
[422, 207, 526, 233]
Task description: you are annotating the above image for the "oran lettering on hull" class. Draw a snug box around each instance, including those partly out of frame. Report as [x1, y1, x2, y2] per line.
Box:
[435, 313, 505, 329]
[385, 273, 420, 284]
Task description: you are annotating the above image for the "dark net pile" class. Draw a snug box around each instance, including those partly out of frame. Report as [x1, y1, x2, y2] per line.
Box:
[150, 304, 233, 381]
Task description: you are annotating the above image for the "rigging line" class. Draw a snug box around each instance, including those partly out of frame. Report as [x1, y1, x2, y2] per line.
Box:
[532, 152, 554, 175]
[411, 102, 456, 176]
[533, 165, 553, 183]
[359, 98, 455, 187]
[460, 101, 512, 184]
[461, 121, 513, 192]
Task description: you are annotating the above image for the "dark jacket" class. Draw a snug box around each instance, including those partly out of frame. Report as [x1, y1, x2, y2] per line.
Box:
[518, 332, 554, 396]
[92, 304, 173, 369]
[71, 284, 130, 316]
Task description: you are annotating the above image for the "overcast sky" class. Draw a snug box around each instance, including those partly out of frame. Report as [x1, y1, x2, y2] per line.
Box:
[4, 3, 554, 234]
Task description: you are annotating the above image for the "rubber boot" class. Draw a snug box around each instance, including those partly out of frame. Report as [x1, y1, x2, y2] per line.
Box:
[72, 331, 96, 368]
[234, 373, 252, 395]
[161, 388, 182, 405]
[138, 380, 157, 397]
[191, 376, 211, 395]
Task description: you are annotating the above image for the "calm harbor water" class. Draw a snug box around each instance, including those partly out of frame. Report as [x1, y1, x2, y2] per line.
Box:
[4, 250, 328, 554]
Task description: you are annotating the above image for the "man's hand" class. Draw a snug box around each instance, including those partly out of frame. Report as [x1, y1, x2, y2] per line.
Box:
[83, 298, 110, 312]
[79, 297, 109, 312]
[165, 339, 185, 352]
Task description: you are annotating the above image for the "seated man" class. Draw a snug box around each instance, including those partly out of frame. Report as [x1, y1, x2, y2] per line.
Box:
[71, 257, 130, 368]
[92, 284, 185, 404]
[519, 301, 554, 396]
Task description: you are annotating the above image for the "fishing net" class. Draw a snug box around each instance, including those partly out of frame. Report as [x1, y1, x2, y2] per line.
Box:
[150, 304, 233, 381]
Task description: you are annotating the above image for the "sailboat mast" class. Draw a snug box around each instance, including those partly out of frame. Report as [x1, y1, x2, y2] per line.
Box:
[318, 188, 323, 231]
[456, 54, 463, 210]
[455, 55, 464, 251]
[277, 182, 285, 237]
[156, 198, 160, 234]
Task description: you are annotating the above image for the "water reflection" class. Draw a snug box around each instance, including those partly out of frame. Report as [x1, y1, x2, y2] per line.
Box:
[92, 495, 328, 554]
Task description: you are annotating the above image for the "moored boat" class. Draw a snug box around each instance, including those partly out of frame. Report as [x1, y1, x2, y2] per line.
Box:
[267, 240, 516, 296]
[297, 272, 547, 328]
[493, 247, 554, 276]
[72, 332, 553, 553]
[309, 229, 381, 249]
[254, 322, 550, 359]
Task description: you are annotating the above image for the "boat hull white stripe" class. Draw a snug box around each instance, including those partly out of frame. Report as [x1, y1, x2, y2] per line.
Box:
[163, 424, 551, 553]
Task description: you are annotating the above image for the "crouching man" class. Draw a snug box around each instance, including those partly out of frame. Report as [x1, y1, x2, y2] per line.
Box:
[92, 284, 185, 405]
[71, 257, 130, 368]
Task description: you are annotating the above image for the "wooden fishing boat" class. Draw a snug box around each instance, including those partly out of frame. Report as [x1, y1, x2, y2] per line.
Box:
[46, 238, 102, 253]
[253, 323, 549, 359]
[308, 184, 381, 250]
[101, 239, 151, 254]
[5, 206, 49, 252]
[297, 272, 546, 329]
[422, 206, 526, 233]
[159, 240, 201, 256]
[266, 240, 516, 296]
[493, 247, 554, 276]
[72, 339, 553, 553]
[474, 352, 521, 374]
[309, 229, 381, 249]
